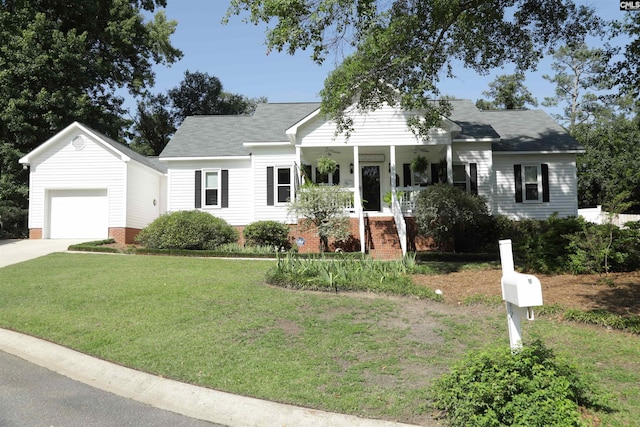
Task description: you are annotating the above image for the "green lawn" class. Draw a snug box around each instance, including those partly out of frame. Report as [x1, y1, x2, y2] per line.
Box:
[0, 253, 638, 425]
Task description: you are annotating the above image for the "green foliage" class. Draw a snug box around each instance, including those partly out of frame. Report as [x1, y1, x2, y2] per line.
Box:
[136, 210, 238, 250]
[288, 185, 353, 252]
[414, 184, 491, 252]
[430, 340, 602, 427]
[266, 253, 443, 300]
[68, 239, 121, 254]
[497, 214, 583, 274]
[243, 220, 290, 248]
[563, 309, 640, 334]
[315, 156, 338, 175]
[227, 0, 603, 138]
[0, 203, 27, 238]
[476, 73, 538, 110]
[0, 1, 181, 207]
[130, 71, 265, 155]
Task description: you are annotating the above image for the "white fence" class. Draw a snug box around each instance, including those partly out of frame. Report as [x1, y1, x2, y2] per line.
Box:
[578, 205, 640, 228]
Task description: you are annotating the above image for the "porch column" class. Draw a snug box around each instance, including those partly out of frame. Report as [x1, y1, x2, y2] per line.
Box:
[446, 144, 453, 184]
[353, 145, 365, 253]
[389, 145, 397, 191]
[295, 145, 301, 185]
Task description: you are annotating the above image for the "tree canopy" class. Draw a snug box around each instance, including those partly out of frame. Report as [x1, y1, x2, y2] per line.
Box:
[475, 73, 538, 110]
[226, 0, 604, 137]
[0, 0, 181, 214]
[130, 71, 266, 156]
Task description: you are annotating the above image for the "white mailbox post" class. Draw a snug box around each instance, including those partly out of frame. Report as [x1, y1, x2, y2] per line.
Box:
[499, 239, 543, 351]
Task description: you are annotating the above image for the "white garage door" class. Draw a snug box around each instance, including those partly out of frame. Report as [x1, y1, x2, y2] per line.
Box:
[48, 189, 109, 239]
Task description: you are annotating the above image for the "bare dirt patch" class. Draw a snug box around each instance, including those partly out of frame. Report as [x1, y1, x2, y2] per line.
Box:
[412, 268, 640, 316]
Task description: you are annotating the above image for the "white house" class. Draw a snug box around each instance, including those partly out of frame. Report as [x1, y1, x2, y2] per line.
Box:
[19, 100, 584, 258]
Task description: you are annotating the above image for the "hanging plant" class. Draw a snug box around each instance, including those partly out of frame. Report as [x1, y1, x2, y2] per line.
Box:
[411, 155, 428, 173]
[317, 156, 338, 175]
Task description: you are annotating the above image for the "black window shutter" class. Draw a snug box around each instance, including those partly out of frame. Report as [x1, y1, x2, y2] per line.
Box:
[431, 163, 439, 184]
[541, 163, 550, 202]
[221, 169, 229, 208]
[514, 165, 523, 203]
[195, 170, 202, 208]
[332, 165, 340, 185]
[266, 166, 274, 206]
[469, 163, 478, 195]
[403, 163, 411, 187]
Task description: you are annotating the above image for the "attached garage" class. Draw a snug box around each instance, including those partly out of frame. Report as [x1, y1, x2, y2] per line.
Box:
[47, 189, 109, 239]
[19, 122, 166, 244]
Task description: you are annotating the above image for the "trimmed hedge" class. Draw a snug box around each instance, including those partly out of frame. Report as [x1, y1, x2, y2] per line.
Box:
[136, 210, 238, 250]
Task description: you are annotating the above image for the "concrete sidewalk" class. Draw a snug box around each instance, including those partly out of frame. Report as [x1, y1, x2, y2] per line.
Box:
[0, 238, 89, 268]
[0, 329, 420, 427]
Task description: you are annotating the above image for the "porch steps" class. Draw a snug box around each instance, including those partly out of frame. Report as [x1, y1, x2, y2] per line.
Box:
[364, 216, 403, 260]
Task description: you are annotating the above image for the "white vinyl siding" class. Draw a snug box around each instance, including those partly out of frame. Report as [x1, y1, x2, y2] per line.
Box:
[165, 159, 253, 226]
[126, 161, 164, 229]
[493, 154, 578, 219]
[28, 132, 126, 231]
[297, 104, 450, 147]
[252, 150, 297, 223]
[452, 142, 492, 198]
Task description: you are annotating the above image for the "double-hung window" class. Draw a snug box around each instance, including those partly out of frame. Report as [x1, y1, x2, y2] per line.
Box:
[514, 164, 549, 203]
[276, 167, 291, 203]
[194, 169, 228, 209]
[267, 166, 293, 205]
[453, 164, 468, 191]
[523, 165, 541, 202]
[204, 170, 220, 207]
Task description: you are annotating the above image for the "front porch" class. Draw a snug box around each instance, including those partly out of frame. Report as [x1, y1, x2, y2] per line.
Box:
[294, 144, 457, 257]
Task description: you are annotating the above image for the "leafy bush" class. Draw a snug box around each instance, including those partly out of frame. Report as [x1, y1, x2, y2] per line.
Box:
[431, 340, 602, 427]
[497, 214, 583, 273]
[0, 203, 27, 238]
[414, 184, 492, 252]
[243, 220, 290, 248]
[136, 210, 238, 250]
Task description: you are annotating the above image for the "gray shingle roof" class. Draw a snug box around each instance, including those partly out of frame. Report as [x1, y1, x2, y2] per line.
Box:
[160, 103, 321, 158]
[160, 100, 582, 158]
[480, 109, 584, 152]
[87, 126, 167, 173]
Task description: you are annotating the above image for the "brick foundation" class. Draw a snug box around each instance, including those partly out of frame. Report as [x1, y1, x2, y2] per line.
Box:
[286, 216, 432, 260]
[108, 227, 141, 245]
[29, 228, 43, 239]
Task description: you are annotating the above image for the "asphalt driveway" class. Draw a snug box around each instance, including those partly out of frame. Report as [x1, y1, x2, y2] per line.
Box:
[0, 239, 89, 268]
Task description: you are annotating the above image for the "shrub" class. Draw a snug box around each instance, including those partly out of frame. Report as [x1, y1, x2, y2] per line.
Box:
[136, 210, 238, 250]
[430, 340, 602, 427]
[497, 214, 583, 273]
[414, 184, 492, 252]
[0, 203, 27, 238]
[243, 220, 290, 249]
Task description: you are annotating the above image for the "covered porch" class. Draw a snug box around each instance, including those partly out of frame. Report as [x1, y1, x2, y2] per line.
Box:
[295, 144, 456, 256]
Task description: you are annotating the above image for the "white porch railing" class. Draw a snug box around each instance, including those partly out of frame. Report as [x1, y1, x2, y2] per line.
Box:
[396, 186, 423, 214]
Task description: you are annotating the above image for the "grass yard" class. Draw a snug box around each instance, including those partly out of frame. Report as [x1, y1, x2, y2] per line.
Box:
[0, 253, 638, 426]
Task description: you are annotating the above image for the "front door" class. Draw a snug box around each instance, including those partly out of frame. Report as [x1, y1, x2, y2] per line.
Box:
[361, 165, 381, 211]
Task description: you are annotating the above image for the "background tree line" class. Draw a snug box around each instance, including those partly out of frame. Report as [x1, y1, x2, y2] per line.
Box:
[3, 0, 640, 237]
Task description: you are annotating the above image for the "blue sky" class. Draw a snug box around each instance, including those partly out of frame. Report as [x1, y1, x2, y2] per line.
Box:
[136, 1, 624, 117]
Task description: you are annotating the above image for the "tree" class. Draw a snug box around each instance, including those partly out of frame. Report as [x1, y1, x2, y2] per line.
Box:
[613, 13, 640, 106]
[0, 0, 181, 227]
[542, 44, 612, 133]
[475, 73, 538, 110]
[130, 71, 266, 155]
[287, 185, 352, 252]
[226, 0, 605, 137]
